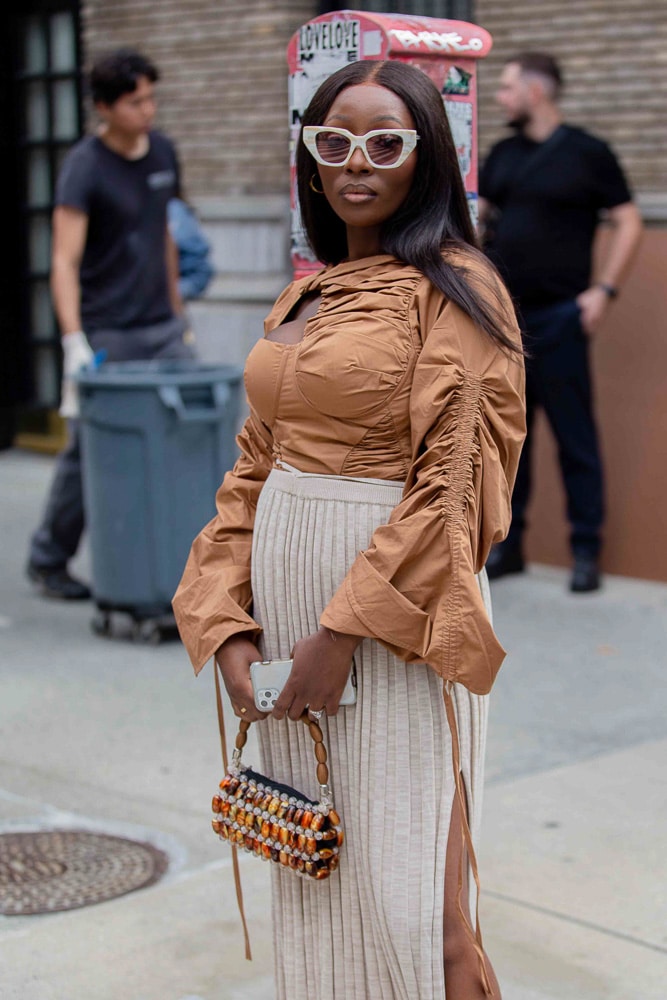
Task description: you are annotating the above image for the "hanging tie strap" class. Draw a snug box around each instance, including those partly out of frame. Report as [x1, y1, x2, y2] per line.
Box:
[443, 680, 494, 998]
[214, 661, 253, 961]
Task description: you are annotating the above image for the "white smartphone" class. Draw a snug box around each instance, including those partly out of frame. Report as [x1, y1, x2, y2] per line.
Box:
[249, 657, 357, 712]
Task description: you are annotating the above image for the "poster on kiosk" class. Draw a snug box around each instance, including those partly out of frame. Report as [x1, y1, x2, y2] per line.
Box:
[287, 10, 493, 279]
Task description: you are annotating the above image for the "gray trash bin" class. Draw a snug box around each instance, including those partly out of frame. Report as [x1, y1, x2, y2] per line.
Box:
[76, 360, 243, 637]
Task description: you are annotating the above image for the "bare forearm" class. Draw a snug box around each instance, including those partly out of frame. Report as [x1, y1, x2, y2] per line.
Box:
[578, 204, 644, 334]
[51, 259, 83, 336]
[597, 204, 643, 290]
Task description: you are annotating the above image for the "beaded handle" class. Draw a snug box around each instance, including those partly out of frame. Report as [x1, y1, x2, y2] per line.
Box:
[233, 713, 332, 804]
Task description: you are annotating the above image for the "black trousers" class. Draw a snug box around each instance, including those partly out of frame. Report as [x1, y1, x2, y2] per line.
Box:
[507, 298, 604, 559]
[29, 317, 194, 571]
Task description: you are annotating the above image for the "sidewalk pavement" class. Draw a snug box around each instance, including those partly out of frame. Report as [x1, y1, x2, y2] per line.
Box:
[1, 446, 666, 1000]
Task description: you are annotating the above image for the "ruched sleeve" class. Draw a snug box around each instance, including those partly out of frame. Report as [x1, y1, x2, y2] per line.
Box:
[320, 274, 526, 695]
[172, 406, 273, 674]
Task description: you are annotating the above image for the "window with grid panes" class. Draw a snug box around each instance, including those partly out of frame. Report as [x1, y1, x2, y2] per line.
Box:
[12, 3, 83, 413]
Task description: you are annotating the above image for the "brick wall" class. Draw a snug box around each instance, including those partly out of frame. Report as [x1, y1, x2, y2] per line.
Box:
[82, 2, 667, 198]
[475, 0, 667, 195]
[82, 0, 315, 197]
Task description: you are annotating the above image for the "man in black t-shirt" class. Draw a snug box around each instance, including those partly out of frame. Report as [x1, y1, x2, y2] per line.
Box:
[27, 48, 195, 600]
[479, 51, 642, 592]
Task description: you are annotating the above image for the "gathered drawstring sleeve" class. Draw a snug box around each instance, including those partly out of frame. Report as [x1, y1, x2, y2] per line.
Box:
[320, 277, 526, 695]
[172, 406, 274, 674]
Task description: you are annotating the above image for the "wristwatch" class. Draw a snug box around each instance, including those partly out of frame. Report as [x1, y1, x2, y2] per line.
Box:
[597, 283, 619, 299]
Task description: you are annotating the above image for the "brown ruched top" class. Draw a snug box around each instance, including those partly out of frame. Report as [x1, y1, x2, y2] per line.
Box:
[173, 252, 526, 695]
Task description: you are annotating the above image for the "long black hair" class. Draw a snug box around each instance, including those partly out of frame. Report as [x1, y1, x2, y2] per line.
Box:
[296, 60, 520, 355]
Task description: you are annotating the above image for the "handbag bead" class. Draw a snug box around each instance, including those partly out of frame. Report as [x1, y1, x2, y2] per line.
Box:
[310, 812, 325, 831]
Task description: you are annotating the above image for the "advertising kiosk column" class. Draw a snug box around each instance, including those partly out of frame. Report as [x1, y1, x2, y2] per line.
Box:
[287, 11, 493, 278]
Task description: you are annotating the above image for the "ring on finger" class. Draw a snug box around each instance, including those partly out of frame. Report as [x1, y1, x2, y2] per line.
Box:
[309, 708, 324, 721]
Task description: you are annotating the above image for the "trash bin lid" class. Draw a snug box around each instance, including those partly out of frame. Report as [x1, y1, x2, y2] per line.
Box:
[75, 360, 243, 389]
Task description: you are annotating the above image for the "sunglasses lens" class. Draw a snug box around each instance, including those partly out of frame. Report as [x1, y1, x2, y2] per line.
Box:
[315, 131, 351, 164]
[366, 133, 405, 165]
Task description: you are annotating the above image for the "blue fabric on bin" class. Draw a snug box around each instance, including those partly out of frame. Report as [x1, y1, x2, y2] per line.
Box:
[168, 198, 215, 301]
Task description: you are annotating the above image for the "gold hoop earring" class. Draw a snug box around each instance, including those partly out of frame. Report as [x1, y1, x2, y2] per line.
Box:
[309, 173, 324, 194]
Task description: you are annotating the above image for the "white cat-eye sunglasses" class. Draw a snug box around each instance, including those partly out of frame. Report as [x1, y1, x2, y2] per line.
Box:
[302, 126, 420, 169]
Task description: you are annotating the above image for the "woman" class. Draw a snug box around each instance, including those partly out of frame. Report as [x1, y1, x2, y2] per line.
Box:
[174, 60, 525, 1000]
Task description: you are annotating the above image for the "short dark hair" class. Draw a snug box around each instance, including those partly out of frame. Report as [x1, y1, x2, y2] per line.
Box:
[507, 51, 563, 98]
[89, 48, 159, 105]
[296, 60, 520, 355]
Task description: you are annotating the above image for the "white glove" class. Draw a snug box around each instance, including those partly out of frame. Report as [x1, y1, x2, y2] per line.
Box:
[59, 331, 94, 419]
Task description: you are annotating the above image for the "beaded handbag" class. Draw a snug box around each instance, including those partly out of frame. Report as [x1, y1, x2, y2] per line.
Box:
[212, 663, 344, 883]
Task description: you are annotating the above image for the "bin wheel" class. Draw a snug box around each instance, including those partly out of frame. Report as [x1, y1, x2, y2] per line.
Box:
[91, 612, 112, 637]
[134, 620, 163, 645]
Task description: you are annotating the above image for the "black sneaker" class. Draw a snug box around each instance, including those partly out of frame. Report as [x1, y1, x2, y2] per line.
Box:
[570, 556, 600, 593]
[27, 563, 92, 601]
[485, 543, 525, 580]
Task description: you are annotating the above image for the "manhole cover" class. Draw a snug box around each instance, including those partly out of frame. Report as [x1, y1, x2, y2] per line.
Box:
[0, 830, 168, 915]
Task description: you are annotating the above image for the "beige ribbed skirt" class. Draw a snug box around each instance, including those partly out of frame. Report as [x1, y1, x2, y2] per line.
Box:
[251, 466, 491, 1000]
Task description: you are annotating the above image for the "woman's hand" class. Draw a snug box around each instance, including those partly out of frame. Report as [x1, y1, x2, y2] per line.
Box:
[272, 627, 361, 722]
[215, 634, 267, 722]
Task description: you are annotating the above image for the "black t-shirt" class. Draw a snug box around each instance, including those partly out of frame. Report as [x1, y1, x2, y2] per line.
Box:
[479, 125, 632, 307]
[55, 131, 180, 331]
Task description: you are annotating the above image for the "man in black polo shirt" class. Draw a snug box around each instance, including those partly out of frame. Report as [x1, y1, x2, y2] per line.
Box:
[27, 48, 195, 600]
[479, 51, 642, 592]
